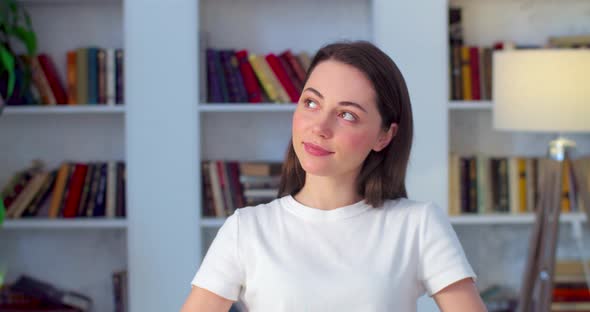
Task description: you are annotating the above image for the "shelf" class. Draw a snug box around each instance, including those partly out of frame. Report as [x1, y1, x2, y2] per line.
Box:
[19, 0, 121, 4]
[1, 218, 127, 229]
[1, 105, 125, 115]
[448, 101, 493, 110]
[199, 103, 297, 113]
[449, 212, 587, 225]
[201, 213, 588, 227]
[201, 218, 226, 228]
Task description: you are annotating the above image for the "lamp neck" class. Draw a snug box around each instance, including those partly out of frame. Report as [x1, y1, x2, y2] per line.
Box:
[548, 134, 576, 161]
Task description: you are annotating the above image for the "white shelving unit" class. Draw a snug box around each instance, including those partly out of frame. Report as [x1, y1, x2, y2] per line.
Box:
[0, 1, 126, 311]
[445, 0, 590, 297]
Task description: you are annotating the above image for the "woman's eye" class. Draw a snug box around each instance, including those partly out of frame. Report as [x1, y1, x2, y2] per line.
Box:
[340, 112, 357, 121]
[305, 99, 318, 109]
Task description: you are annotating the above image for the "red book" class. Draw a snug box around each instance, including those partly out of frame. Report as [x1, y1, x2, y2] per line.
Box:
[62, 163, 88, 218]
[265, 53, 300, 103]
[280, 50, 307, 83]
[553, 288, 590, 301]
[469, 47, 481, 100]
[37, 54, 68, 105]
[235, 50, 262, 103]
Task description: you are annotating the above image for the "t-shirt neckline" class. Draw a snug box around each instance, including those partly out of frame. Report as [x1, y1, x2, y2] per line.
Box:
[282, 195, 371, 221]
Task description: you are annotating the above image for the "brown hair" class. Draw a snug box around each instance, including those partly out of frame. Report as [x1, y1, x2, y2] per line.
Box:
[278, 40, 414, 208]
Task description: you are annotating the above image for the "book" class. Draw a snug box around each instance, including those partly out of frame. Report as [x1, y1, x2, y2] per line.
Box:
[11, 275, 92, 311]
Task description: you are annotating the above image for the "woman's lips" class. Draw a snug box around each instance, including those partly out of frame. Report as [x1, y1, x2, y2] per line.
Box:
[303, 142, 334, 156]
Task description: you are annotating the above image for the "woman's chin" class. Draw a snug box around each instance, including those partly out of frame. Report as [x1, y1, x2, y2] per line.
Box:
[300, 161, 334, 177]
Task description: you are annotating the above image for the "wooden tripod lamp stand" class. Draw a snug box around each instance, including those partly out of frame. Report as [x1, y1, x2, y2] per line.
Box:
[493, 50, 590, 312]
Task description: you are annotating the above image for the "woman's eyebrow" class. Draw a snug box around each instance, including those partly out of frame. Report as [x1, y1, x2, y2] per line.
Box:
[303, 87, 368, 113]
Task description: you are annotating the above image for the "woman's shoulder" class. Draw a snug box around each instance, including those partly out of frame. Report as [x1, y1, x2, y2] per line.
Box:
[232, 196, 285, 220]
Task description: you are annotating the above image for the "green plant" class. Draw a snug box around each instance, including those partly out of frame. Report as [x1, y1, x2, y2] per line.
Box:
[0, 0, 36, 99]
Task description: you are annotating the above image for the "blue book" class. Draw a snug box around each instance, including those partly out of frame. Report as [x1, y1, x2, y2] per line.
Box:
[87, 47, 99, 104]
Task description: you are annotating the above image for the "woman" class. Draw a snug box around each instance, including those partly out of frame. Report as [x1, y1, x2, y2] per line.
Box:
[182, 41, 487, 311]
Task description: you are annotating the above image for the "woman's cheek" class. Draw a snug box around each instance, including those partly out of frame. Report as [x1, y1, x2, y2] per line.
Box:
[344, 131, 375, 152]
[292, 112, 307, 136]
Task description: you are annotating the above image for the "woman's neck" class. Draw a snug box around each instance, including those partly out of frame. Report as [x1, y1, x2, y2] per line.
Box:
[293, 173, 362, 210]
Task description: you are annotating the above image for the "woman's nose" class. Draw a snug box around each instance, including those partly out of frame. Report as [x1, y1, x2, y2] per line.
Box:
[311, 114, 333, 139]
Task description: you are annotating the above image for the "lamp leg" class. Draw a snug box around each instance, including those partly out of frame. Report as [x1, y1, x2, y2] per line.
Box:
[536, 160, 563, 312]
[518, 162, 552, 312]
[517, 159, 563, 312]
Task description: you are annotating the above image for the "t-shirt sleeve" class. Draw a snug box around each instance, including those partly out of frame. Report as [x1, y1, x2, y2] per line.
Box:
[417, 202, 476, 296]
[191, 210, 244, 301]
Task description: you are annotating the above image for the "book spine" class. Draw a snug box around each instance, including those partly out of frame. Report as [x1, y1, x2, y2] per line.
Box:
[115, 49, 124, 104]
[106, 49, 116, 105]
[87, 47, 99, 104]
[265, 53, 300, 103]
[97, 49, 107, 104]
[235, 50, 262, 103]
[38, 54, 68, 105]
[206, 49, 223, 103]
[67, 50, 78, 104]
[76, 48, 89, 104]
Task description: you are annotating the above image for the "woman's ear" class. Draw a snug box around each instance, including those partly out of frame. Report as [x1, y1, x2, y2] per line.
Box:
[373, 123, 398, 152]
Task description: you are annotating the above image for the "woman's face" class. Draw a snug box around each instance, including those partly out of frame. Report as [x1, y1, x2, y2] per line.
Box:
[292, 59, 395, 180]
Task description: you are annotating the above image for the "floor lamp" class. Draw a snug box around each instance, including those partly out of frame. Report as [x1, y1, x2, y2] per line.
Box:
[493, 50, 590, 312]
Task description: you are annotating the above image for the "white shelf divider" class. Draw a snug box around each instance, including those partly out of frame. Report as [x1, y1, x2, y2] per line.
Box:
[449, 101, 493, 110]
[2, 105, 125, 115]
[199, 103, 296, 113]
[201, 218, 226, 228]
[201, 213, 587, 227]
[1, 218, 127, 229]
[449, 212, 587, 225]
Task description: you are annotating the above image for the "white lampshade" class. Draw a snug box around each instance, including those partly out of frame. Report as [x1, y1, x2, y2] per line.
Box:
[493, 50, 590, 133]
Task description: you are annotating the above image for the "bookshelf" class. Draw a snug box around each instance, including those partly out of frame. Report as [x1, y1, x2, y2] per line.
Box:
[445, 0, 590, 299]
[0, 0, 126, 311]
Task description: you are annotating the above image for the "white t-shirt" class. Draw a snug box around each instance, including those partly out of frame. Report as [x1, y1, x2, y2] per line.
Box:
[192, 195, 476, 311]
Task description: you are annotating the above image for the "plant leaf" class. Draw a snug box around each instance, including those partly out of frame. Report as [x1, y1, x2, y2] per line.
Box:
[0, 45, 16, 97]
[12, 26, 36, 55]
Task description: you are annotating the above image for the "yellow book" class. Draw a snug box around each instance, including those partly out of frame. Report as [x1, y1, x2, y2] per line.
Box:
[508, 157, 521, 214]
[249, 54, 280, 103]
[461, 46, 472, 100]
[49, 163, 70, 218]
[257, 55, 290, 103]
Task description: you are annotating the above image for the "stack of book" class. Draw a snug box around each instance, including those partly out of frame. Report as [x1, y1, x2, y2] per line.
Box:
[552, 260, 590, 311]
[201, 161, 282, 217]
[2, 47, 124, 106]
[205, 48, 310, 104]
[448, 155, 590, 215]
[1, 160, 126, 219]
